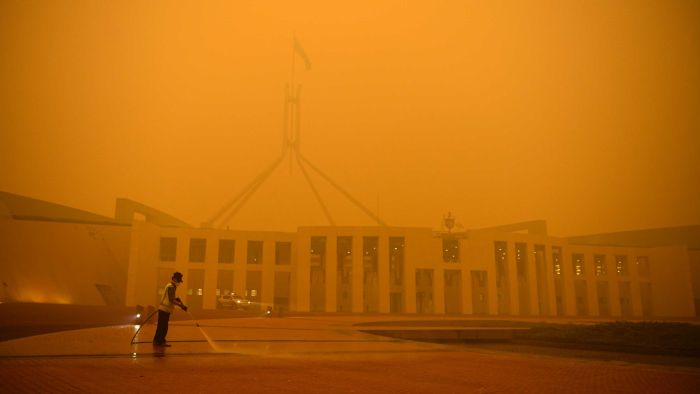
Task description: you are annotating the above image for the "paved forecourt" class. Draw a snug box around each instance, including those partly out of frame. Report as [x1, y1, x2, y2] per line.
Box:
[1, 315, 699, 393]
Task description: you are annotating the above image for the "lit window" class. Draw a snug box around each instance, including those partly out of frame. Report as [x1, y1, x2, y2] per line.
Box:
[553, 247, 562, 277]
[594, 255, 606, 276]
[573, 254, 584, 276]
[443, 237, 459, 263]
[616, 256, 628, 276]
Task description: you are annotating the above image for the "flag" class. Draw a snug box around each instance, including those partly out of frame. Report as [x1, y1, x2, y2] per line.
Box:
[294, 36, 311, 71]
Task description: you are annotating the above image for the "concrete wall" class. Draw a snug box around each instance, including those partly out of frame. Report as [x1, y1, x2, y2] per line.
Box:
[690, 250, 700, 316]
[648, 246, 696, 317]
[0, 217, 131, 305]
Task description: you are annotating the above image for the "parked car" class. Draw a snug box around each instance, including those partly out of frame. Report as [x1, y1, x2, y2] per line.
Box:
[217, 292, 251, 310]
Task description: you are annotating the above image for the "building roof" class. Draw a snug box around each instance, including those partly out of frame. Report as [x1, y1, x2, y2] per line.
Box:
[567, 225, 700, 249]
[0, 191, 192, 227]
[0, 191, 120, 225]
[114, 198, 191, 228]
[476, 220, 548, 235]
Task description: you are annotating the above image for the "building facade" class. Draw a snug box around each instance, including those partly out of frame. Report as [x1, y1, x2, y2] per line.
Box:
[2, 191, 697, 318]
[125, 220, 697, 318]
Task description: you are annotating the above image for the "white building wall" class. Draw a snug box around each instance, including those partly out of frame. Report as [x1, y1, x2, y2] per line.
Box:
[648, 246, 695, 317]
[123, 224, 697, 319]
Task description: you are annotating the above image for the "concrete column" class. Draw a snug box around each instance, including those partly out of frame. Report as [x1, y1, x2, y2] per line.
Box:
[378, 235, 390, 313]
[289, 237, 299, 312]
[434, 267, 445, 314]
[405, 266, 417, 313]
[507, 241, 519, 315]
[487, 267, 498, 315]
[262, 239, 276, 308]
[326, 235, 338, 312]
[203, 235, 218, 309]
[584, 252, 599, 316]
[176, 235, 188, 271]
[352, 234, 363, 313]
[608, 254, 622, 316]
[630, 253, 643, 316]
[175, 235, 189, 304]
[527, 243, 540, 316]
[296, 236, 310, 312]
[462, 267, 473, 314]
[234, 238, 246, 299]
[545, 245, 558, 316]
[562, 247, 576, 316]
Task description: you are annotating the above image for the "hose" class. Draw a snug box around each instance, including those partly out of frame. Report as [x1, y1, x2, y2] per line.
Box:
[129, 309, 158, 345]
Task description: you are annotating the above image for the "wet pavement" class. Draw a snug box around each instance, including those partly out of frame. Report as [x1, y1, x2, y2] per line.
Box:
[1, 315, 699, 393]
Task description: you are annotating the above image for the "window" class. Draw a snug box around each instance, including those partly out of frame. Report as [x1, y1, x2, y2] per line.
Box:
[615, 255, 628, 276]
[337, 236, 353, 286]
[363, 237, 379, 312]
[310, 237, 326, 269]
[572, 254, 584, 277]
[275, 242, 291, 265]
[594, 255, 606, 276]
[247, 241, 263, 264]
[552, 247, 562, 277]
[363, 237, 378, 273]
[310, 237, 327, 312]
[415, 269, 434, 314]
[336, 236, 353, 312]
[216, 270, 234, 310]
[189, 238, 206, 262]
[218, 239, 235, 263]
[472, 270, 487, 288]
[389, 237, 405, 286]
[160, 237, 177, 261]
[534, 245, 549, 316]
[494, 241, 510, 315]
[515, 243, 527, 279]
[494, 241, 508, 286]
[636, 256, 650, 277]
[442, 237, 459, 262]
[515, 243, 530, 314]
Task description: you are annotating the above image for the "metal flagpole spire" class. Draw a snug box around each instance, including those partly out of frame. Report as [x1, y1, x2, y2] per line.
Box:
[204, 37, 386, 229]
[287, 34, 295, 174]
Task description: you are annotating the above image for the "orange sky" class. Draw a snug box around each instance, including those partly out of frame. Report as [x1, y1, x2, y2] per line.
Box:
[1, 0, 699, 236]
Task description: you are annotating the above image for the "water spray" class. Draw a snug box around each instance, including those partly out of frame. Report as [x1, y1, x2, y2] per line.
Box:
[185, 309, 221, 352]
[186, 309, 200, 328]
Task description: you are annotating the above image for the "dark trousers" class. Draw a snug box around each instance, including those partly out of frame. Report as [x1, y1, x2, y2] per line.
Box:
[153, 310, 171, 345]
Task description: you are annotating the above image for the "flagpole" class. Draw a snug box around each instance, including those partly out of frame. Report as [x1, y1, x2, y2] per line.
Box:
[290, 34, 296, 96]
[289, 35, 296, 174]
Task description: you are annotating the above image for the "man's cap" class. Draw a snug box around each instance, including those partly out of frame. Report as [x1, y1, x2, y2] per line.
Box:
[172, 272, 183, 283]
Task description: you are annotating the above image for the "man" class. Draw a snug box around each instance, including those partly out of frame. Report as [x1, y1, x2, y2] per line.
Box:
[153, 271, 188, 347]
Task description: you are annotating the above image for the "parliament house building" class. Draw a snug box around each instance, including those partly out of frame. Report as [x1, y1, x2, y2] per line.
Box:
[2, 191, 698, 319]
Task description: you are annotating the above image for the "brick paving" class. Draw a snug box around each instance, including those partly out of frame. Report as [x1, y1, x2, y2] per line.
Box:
[1, 316, 698, 393]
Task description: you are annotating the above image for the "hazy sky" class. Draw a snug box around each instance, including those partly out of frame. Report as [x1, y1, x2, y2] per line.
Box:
[1, 0, 699, 236]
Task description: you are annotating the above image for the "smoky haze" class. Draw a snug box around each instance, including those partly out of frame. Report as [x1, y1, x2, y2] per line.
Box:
[1, 0, 699, 235]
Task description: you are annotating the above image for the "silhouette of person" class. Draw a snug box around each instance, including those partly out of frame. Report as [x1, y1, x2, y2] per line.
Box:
[153, 272, 188, 347]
